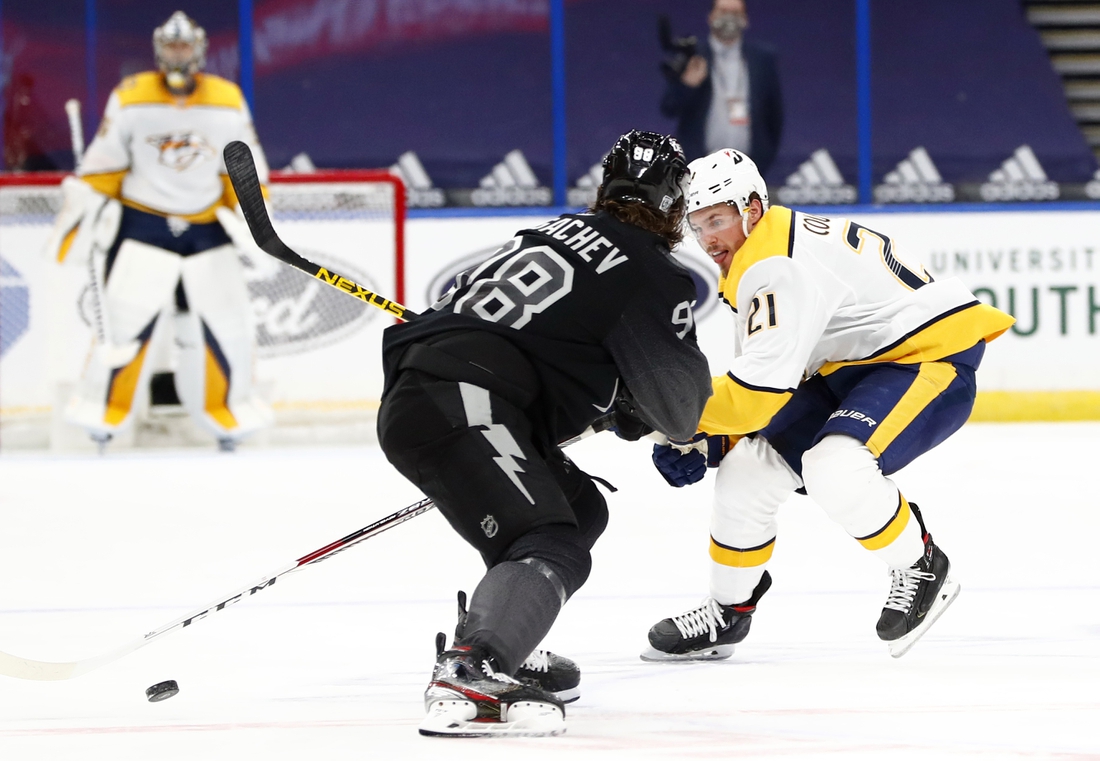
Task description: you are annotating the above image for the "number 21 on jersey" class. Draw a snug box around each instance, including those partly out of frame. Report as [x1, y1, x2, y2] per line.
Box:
[747, 292, 778, 335]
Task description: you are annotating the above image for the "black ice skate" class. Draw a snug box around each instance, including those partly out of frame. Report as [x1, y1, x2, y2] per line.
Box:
[515, 648, 580, 704]
[454, 590, 581, 704]
[640, 571, 771, 662]
[419, 643, 566, 738]
[876, 531, 960, 658]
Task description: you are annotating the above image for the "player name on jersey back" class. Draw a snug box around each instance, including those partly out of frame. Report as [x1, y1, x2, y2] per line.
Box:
[529, 215, 629, 275]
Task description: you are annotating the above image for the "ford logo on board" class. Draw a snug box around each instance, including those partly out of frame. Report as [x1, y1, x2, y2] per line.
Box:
[243, 249, 378, 357]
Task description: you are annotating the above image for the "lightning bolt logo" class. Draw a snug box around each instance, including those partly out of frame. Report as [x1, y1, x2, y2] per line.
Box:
[480, 424, 534, 504]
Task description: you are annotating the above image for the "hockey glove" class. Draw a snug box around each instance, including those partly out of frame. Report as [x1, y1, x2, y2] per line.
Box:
[609, 388, 654, 442]
[651, 433, 736, 487]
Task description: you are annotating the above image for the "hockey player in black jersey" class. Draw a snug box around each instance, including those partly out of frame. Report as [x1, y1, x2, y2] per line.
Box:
[377, 130, 712, 737]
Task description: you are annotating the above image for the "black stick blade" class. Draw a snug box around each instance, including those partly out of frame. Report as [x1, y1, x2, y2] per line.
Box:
[223, 141, 276, 250]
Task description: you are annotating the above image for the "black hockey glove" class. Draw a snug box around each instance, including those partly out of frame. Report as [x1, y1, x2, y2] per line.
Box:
[651, 433, 735, 487]
[609, 389, 654, 442]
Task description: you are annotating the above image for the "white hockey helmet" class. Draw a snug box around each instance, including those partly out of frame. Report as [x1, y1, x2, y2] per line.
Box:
[154, 11, 207, 80]
[686, 148, 770, 217]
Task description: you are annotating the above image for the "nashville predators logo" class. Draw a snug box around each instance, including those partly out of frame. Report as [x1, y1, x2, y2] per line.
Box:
[146, 131, 216, 171]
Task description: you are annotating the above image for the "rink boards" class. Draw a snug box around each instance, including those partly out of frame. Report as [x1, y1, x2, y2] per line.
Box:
[403, 207, 1100, 421]
[2, 206, 1098, 447]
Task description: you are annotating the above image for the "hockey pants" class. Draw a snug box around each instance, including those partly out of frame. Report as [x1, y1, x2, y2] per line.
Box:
[706, 348, 982, 605]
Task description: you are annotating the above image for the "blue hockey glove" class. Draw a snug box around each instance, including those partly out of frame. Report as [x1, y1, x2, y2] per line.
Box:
[652, 442, 706, 487]
[651, 433, 736, 487]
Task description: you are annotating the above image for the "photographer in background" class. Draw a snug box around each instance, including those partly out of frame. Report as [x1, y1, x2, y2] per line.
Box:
[659, 0, 783, 175]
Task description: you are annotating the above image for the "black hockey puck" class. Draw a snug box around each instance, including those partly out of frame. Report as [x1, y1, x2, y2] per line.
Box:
[146, 680, 179, 702]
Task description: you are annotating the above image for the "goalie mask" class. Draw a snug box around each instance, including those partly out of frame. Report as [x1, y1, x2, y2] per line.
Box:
[154, 11, 207, 94]
[686, 149, 770, 217]
[600, 130, 689, 215]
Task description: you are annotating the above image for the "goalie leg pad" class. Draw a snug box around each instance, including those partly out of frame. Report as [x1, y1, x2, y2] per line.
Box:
[65, 240, 181, 435]
[175, 245, 272, 440]
[65, 314, 163, 434]
[101, 239, 182, 341]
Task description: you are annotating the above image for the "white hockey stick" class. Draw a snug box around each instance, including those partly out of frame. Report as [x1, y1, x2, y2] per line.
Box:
[64, 99, 84, 171]
[0, 418, 615, 681]
[63, 98, 110, 345]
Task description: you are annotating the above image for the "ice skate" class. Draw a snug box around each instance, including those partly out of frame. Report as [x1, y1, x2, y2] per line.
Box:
[90, 432, 112, 455]
[877, 533, 960, 658]
[419, 643, 565, 738]
[515, 648, 580, 704]
[641, 571, 771, 661]
[454, 590, 581, 703]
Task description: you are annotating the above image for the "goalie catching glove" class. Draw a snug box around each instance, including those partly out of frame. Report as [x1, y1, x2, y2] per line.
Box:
[652, 433, 736, 487]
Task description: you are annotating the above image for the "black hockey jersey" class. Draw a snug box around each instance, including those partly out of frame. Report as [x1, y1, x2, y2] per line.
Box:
[381, 210, 712, 444]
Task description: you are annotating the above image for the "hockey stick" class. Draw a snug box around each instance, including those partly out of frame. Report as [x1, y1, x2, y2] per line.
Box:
[64, 99, 109, 346]
[0, 417, 615, 681]
[222, 140, 417, 321]
[64, 99, 84, 170]
[0, 496, 434, 681]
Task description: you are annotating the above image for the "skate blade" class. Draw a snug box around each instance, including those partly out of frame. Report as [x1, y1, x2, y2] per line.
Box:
[553, 686, 580, 704]
[639, 644, 735, 662]
[888, 577, 961, 658]
[419, 699, 566, 738]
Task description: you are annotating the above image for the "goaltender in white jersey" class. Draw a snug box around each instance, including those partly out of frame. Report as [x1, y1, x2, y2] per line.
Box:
[644, 148, 1015, 660]
[46, 11, 272, 451]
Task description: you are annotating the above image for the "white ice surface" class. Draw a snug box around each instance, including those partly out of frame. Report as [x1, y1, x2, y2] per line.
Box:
[0, 423, 1098, 760]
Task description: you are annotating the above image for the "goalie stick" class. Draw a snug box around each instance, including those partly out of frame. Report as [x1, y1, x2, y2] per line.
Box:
[222, 140, 417, 321]
[64, 99, 84, 169]
[0, 418, 615, 681]
[63, 98, 110, 346]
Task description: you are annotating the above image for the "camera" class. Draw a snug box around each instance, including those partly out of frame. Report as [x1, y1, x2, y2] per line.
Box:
[659, 15, 698, 81]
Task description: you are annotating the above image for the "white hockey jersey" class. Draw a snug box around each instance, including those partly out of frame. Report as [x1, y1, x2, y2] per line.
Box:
[699, 206, 1015, 435]
[78, 71, 269, 222]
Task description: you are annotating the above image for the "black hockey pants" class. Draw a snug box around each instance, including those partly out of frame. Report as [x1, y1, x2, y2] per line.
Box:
[377, 367, 608, 597]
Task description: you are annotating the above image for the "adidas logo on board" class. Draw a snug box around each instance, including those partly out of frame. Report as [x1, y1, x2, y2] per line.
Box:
[874, 147, 954, 203]
[777, 149, 856, 204]
[567, 161, 603, 207]
[1084, 168, 1100, 199]
[978, 145, 1058, 201]
[389, 152, 445, 208]
[472, 150, 552, 206]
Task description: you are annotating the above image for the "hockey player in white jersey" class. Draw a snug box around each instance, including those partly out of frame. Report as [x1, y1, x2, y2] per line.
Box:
[45, 11, 271, 450]
[644, 148, 1016, 659]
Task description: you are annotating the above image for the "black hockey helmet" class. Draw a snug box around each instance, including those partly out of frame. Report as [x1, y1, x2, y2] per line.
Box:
[600, 130, 689, 214]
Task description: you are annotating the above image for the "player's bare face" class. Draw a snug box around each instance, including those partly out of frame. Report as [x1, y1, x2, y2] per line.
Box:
[688, 204, 746, 276]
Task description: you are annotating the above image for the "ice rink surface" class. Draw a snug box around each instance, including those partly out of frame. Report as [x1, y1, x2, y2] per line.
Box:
[0, 422, 1097, 760]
